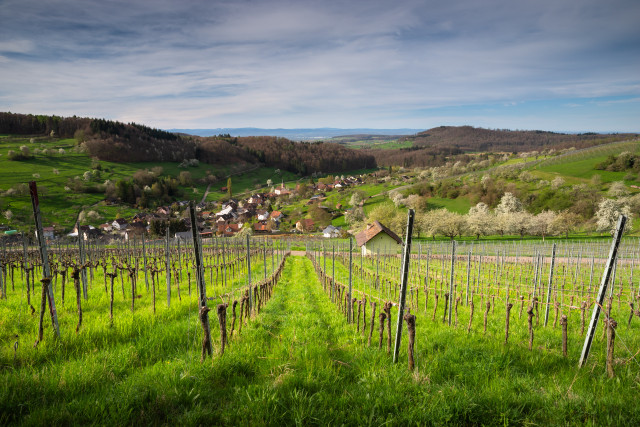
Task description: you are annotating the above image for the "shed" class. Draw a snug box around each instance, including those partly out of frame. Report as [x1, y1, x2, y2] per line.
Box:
[355, 221, 402, 256]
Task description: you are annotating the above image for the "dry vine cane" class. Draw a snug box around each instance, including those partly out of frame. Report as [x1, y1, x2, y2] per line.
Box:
[368, 301, 377, 346]
[403, 311, 417, 371]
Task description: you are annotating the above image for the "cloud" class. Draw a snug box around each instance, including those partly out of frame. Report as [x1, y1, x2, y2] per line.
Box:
[0, 0, 639, 130]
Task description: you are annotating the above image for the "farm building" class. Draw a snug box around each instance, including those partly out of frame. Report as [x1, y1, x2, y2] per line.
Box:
[355, 221, 402, 256]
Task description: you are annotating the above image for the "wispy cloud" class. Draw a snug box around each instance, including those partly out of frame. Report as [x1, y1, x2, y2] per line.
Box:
[0, 0, 639, 131]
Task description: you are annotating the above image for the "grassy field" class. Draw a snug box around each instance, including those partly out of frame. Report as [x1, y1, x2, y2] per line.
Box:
[2, 250, 640, 425]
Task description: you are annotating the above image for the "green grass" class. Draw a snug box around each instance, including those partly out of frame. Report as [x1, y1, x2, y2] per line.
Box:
[426, 196, 472, 214]
[2, 252, 640, 425]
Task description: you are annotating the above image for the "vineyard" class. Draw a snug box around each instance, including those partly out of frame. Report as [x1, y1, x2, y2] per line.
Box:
[2, 218, 640, 423]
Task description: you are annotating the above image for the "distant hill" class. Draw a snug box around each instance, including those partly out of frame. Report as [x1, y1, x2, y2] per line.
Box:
[365, 126, 638, 167]
[167, 128, 423, 140]
[0, 112, 376, 174]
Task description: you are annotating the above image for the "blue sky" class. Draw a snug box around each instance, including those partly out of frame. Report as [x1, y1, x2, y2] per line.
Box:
[1, 0, 639, 132]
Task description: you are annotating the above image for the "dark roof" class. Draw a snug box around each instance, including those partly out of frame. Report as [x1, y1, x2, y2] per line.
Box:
[355, 221, 402, 247]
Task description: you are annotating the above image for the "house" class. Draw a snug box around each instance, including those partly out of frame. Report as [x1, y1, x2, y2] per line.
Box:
[322, 225, 341, 238]
[270, 211, 284, 221]
[296, 219, 315, 233]
[35, 226, 55, 240]
[83, 228, 103, 240]
[217, 222, 242, 237]
[127, 221, 147, 236]
[355, 221, 402, 256]
[275, 184, 290, 196]
[175, 231, 193, 241]
[156, 206, 171, 216]
[112, 218, 128, 231]
[69, 224, 94, 237]
[256, 210, 270, 221]
[253, 222, 270, 234]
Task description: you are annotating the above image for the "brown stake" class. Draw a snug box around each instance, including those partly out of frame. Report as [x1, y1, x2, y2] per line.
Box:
[504, 302, 513, 344]
[580, 301, 587, 335]
[527, 305, 535, 350]
[384, 302, 392, 354]
[553, 301, 560, 328]
[442, 292, 449, 323]
[519, 295, 524, 319]
[378, 311, 386, 350]
[107, 272, 117, 323]
[432, 293, 439, 321]
[628, 302, 634, 327]
[404, 312, 416, 371]
[36, 278, 51, 344]
[362, 297, 367, 335]
[560, 314, 568, 357]
[455, 296, 460, 327]
[230, 300, 238, 338]
[217, 303, 228, 356]
[368, 302, 377, 346]
[467, 298, 474, 334]
[199, 306, 213, 361]
[606, 318, 617, 378]
[72, 268, 82, 333]
[484, 301, 491, 334]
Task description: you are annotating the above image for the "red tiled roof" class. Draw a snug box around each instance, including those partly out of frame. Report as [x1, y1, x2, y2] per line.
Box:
[355, 221, 402, 247]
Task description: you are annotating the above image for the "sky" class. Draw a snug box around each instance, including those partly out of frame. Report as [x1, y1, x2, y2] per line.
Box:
[1, 0, 639, 132]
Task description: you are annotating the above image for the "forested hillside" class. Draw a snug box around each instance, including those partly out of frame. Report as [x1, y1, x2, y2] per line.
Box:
[366, 126, 637, 167]
[0, 113, 375, 174]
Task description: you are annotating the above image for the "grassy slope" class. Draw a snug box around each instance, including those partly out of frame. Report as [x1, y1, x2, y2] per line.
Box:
[2, 256, 639, 425]
[0, 135, 297, 231]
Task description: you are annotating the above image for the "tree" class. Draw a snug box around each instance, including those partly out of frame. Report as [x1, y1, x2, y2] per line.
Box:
[178, 171, 193, 186]
[595, 199, 633, 235]
[349, 190, 366, 207]
[344, 206, 365, 226]
[309, 204, 332, 228]
[607, 181, 629, 198]
[426, 208, 466, 240]
[507, 211, 534, 238]
[529, 210, 557, 241]
[465, 202, 495, 239]
[495, 192, 523, 215]
[551, 210, 581, 238]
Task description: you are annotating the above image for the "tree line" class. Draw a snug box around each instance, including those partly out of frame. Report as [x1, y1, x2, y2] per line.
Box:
[1, 112, 376, 174]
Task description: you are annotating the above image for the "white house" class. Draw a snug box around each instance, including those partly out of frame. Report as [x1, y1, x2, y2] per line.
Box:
[322, 225, 341, 238]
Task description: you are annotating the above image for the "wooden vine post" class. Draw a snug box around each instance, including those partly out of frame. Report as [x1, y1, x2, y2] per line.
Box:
[165, 226, 171, 308]
[448, 240, 456, 326]
[189, 201, 213, 359]
[246, 234, 253, 315]
[77, 225, 88, 300]
[392, 209, 415, 364]
[29, 181, 60, 338]
[578, 215, 626, 368]
[544, 243, 557, 327]
[348, 238, 353, 323]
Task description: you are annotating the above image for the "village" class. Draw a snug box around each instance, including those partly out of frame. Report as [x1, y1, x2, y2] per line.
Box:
[35, 175, 369, 243]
